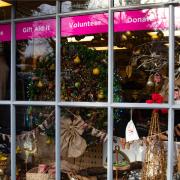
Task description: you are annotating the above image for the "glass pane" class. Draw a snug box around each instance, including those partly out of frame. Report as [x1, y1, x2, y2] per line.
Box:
[0, 106, 10, 178]
[0, 2, 11, 20]
[16, 106, 55, 179]
[16, 0, 56, 18]
[174, 110, 180, 178]
[16, 19, 56, 101]
[174, 7, 180, 105]
[114, 0, 168, 7]
[113, 8, 169, 103]
[0, 24, 11, 100]
[61, 13, 108, 102]
[60, 0, 108, 13]
[60, 107, 107, 179]
[113, 108, 168, 179]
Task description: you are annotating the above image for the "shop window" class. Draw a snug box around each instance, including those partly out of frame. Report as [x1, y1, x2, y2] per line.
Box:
[16, 19, 56, 101]
[16, 106, 55, 179]
[0, 24, 11, 100]
[60, 13, 108, 102]
[60, 107, 107, 179]
[113, 8, 169, 103]
[0, 106, 10, 178]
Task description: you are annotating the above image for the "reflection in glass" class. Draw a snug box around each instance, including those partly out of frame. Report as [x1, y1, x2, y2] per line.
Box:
[60, 107, 107, 179]
[113, 108, 168, 179]
[114, 0, 168, 7]
[0, 42, 10, 100]
[16, 106, 55, 179]
[113, 8, 169, 103]
[0, 106, 10, 179]
[16, 38, 55, 101]
[16, 0, 56, 18]
[60, 0, 108, 12]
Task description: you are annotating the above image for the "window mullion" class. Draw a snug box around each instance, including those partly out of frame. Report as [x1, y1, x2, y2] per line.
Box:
[167, 3, 175, 180]
[10, 2, 16, 180]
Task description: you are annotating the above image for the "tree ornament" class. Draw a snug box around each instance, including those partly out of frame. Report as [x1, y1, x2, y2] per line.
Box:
[97, 91, 104, 99]
[73, 55, 81, 64]
[125, 65, 133, 78]
[125, 31, 131, 37]
[50, 63, 55, 70]
[92, 67, 100, 75]
[75, 82, 81, 88]
[121, 34, 128, 41]
[46, 137, 53, 145]
[37, 80, 43, 88]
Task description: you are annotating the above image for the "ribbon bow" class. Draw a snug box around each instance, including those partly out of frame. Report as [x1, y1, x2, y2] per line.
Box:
[146, 93, 168, 114]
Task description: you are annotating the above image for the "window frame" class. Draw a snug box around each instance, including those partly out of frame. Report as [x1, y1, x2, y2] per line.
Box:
[0, 0, 178, 179]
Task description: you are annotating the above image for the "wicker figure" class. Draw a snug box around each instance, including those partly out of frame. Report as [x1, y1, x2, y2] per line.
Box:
[142, 111, 166, 180]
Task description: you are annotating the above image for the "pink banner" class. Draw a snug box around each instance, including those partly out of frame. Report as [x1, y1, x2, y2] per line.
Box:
[0, 24, 11, 42]
[0, 8, 179, 42]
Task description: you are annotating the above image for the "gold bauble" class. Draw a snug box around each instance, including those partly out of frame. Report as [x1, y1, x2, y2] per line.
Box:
[46, 138, 52, 145]
[74, 56, 81, 64]
[50, 63, 55, 70]
[93, 68, 100, 75]
[37, 81, 43, 88]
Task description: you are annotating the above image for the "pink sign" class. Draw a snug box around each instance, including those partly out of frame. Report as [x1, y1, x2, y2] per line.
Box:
[0, 24, 11, 42]
[16, 19, 56, 40]
[0, 8, 179, 42]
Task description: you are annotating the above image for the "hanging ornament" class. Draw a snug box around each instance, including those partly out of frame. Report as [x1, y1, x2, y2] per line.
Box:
[37, 81, 43, 88]
[92, 67, 100, 75]
[50, 63, 55, 70]
[74, 82, 81, 88]
[154, 72, 161, 84]
[125, 31, 131, 37]
[121, 34, 128, 41]
[46, 137, 53, 145]
[73, 55, 81, 64]
[141, 111, 166, 180]
[146, 75, 154, 87]
[97, 89, 104, 99]
[125, 109, 139, 142]
[125, 65, 133, 78]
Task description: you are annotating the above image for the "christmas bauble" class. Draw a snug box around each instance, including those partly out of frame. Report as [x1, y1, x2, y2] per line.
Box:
[74, 56, 81, 64]
[46, 138, 52, 145]
[50, 64, 55, 70]
[93, 68, 100, 75]
[75, 82, 80, 88]
[37, 81, 43, 88]
[121, 34, 128, 41]
[98, 93, 104, 99]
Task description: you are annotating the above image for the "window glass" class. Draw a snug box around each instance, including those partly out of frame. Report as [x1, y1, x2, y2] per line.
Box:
[113, 8, 169, 103]
[60, 13, 108, 102]
[60, 0, 108, 13]
[113, 108, 168, 179]
[114, 0, 168, 7]
[174, 7, 180, 105]
[15, 0, 56, 18]
[0, 24, 11, 100]
[0, 1, 11, 20]
[16, 106, 55, 178]
[60, 107, 107, 179]
[16, 19, 56, 101]
[0, 106, 10, 178]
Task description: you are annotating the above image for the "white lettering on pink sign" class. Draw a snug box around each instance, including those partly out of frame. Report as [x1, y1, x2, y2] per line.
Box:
[0, 8, 179, 42]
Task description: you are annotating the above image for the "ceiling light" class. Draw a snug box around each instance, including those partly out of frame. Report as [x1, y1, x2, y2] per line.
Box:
[0, 0, 12, 7]
[67, 36, 94, 42]
[89, 46, 127, 51]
